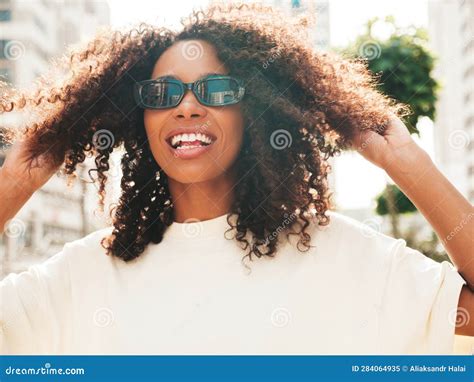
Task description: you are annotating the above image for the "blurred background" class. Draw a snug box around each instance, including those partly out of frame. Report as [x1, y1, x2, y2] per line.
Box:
[0, 0, 472, 353]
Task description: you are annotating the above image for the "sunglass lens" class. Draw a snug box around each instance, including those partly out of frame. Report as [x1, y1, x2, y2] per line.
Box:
[140, 81, 183, 108]
[196, 78, 243, 106]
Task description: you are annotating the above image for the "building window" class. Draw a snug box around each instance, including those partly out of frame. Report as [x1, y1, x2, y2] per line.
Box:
[0, 40, 22, 61]
[0, 9, 11, 21]
[0, 40, 6, 58]
[291, 0, 301, 8]
[0, 67, 11, 83]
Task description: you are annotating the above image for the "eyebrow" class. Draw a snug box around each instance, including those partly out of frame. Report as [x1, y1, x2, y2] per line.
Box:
[154, 72, 227, 81]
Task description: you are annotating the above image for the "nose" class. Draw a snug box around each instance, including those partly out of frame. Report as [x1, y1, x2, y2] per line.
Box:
[172, 89, 208, 120]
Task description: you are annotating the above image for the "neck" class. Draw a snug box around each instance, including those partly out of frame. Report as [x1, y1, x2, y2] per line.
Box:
[168, 167, 236, 223]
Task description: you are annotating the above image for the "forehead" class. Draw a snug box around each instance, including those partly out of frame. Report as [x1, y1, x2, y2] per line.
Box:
[150, 39, 229, 82]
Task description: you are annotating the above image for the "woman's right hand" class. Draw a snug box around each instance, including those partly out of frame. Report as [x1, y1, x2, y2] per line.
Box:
[0, 137, 64, 233]
[1, 138, 62, 194]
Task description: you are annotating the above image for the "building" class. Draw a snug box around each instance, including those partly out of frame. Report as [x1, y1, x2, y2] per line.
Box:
[429, 0, 474, 202]
[270, 0, 330, 51]
[0, 0, 110, 277]
[207, 0, 330, 51]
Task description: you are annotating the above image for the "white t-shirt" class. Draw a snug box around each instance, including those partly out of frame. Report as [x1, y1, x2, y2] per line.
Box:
[0, 211, 466, 355]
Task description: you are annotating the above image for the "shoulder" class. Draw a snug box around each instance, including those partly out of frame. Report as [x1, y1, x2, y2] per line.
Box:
[312, 211, 464, 286]
[61, 226, 114, 266]
[1, 226, 114, 288]
[309, 210, 401, 261]
[323, 210, 389, 238]
[64, 226, 113, 251]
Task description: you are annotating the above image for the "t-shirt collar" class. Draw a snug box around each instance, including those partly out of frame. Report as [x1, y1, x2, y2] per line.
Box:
[164, 212, 237, 240]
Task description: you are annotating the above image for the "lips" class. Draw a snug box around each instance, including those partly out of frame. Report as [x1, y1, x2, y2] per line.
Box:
[168, 132, 214, 149]
[164, 127, 217, 160]
[168, 142, 215, 160]
[165, 127, 217, 145]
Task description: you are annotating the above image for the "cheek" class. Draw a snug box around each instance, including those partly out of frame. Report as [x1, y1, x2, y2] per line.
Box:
[214, 108, 245, 161]
[143, 110, 168, 162]
[143, 110, 163, 142]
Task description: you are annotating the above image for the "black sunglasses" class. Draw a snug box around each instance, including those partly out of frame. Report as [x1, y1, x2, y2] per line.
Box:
[134, 74, 246, 109]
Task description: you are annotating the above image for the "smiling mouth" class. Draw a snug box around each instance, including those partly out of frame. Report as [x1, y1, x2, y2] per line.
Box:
[166, 132, 216, 150]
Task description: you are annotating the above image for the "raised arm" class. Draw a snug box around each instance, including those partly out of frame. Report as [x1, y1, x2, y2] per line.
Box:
[352, 116, 474, 337]
[0, 139, 61, 234]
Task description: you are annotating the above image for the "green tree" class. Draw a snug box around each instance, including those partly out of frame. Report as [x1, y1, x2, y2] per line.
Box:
[347, 16, 439, 134]
[344, 17, 439, 237]
[375, 184, 417, 216]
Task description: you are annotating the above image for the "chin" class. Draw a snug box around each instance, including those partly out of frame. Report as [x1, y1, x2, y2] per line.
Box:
[165, 166, 224, 184]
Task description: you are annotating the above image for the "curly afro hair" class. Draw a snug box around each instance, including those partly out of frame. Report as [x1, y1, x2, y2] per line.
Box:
[1, 2, 406, 263]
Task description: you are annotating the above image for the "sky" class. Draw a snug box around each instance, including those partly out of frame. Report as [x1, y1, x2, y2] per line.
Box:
[106, 0, 429, 45]
[106, 0, 433, 210]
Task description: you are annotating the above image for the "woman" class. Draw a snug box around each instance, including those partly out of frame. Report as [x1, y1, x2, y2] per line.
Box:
[0, 3, 472, 354]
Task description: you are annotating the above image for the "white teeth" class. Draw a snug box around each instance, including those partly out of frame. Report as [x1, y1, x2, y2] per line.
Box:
[170, 132, 214, 148]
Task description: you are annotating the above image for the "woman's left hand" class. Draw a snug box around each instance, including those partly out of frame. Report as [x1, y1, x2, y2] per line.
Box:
[351, 115, 423, 172]
[352, 114, 474, 337]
